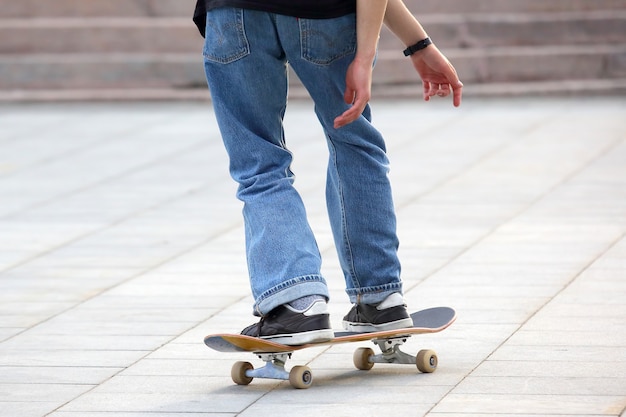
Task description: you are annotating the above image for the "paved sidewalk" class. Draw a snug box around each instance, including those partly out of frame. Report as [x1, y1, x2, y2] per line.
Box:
[0, 96, 625, 417]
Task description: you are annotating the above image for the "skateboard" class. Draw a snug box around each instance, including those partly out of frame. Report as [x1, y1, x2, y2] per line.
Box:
[204, 306, 456, 389]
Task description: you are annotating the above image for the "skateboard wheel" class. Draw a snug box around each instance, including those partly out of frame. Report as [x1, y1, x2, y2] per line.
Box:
[416, 349, 438, 373]
[231, 361, 254, 385]
[353, 347, 375, 371]
[289, 365, 313, 389]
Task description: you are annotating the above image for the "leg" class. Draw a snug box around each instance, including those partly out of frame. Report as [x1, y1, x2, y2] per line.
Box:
[202, 8, 329, 316]
[277, 14, 402, 304]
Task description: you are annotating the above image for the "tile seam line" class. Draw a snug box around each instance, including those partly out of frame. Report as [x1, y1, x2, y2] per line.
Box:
[423, 234, 625, 416]
[0, 102, 209, 159]
[393, 104, 550, 212]
[0, 165, 326, 276]
[0, 137, 213, 221]
[0, 178, 218, 275]
[41, 298, 254, 417]
[0, 209, 245, 343]
[0, 112, 176, 180]
[402, 122, 625, 290]
[1, 121, 327, 272]
[418, 135, 626, 416]
[45, 284, 260, 416]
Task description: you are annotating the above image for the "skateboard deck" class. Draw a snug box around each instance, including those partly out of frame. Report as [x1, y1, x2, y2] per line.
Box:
[204, 306, 456, 389]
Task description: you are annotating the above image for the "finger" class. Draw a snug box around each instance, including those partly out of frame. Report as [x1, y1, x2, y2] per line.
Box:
[334, 92, 369, 128]
[344, 86, 355, 105]
[334, 102, 361, 128]
[334, 108, 357, 128]
[335, 85, 356, 128]
[423, 81, 431, 102]
[443, 67, 463, 106]
[334, 105, 362, 128]
[428, 82, 439, 98]
[452, 81, 463, 107]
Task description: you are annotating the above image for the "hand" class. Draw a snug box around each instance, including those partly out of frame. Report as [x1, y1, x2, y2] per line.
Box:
[333, 56, 374, 129]
[411, 44, 463, 107]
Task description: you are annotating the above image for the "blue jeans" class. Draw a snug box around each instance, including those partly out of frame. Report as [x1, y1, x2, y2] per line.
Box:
[203, 8, 403, 316]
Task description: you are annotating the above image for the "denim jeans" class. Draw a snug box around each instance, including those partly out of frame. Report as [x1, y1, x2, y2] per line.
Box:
[203, 8, 403, 316]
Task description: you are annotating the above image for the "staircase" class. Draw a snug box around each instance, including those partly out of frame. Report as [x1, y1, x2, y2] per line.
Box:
[0, 0, 205, 101]
[378, 0, 626, 97]
[1, 0, 625, 101]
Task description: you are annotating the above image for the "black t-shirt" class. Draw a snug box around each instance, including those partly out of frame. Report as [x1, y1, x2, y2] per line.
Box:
[193, 0, 356, 37]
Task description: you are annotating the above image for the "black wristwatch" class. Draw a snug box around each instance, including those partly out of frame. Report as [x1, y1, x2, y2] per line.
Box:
[403, 37, 433, 56]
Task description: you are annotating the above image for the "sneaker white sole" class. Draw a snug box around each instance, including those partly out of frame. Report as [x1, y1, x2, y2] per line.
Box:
[261, 328, 334, 345]
[342, 317, 413, 333]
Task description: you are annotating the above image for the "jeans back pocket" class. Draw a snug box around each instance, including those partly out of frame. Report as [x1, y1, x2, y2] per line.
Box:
[299, 14, 356, 65]
[203, 8, 250, 64]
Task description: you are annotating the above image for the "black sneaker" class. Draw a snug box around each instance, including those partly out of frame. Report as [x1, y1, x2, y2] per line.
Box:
[342, 293, 413, 332]
[241, 300, 334, 345]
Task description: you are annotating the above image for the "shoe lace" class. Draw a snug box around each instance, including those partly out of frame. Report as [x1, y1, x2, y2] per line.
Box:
[355, 304, 364, 321]
[254, 316, 266, 338]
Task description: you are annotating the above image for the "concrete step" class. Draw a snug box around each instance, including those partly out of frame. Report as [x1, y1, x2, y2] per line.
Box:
[0, 0, 195, 18]
[0, 18, 202, 54]
[3, 78, 626, 102]
[2, 11, 625, 54]
[404, 0, 626, 13]
[375, 45, 626, 84]
[380, 11, 626, 50]
[2, 44, 625, 90]
[0, 53, 205, 90]
[2, 0, 625, 18]
[1, 0, 625, 99]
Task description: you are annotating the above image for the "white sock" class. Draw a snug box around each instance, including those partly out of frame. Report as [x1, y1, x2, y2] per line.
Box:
[289, 295, 325, 312]
[377, 293, 406, 310]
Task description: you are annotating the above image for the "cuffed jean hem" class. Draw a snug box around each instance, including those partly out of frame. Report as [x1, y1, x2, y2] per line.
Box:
[345, 283, 404, 305]
[254, 275, 330, 316]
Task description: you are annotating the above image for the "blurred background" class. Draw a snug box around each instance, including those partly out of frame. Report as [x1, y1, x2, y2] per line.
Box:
[1, 0, 625, 101]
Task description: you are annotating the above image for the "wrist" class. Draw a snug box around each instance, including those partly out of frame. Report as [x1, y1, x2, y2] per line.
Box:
[354, 49, 377, 65]
[403, 37, 432, 56]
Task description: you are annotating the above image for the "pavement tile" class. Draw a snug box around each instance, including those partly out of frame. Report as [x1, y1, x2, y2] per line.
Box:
[488, 344, 624, 363]
[57, 392, 266, 414]
[453, 376, 626, 396]
[253, 382, 447, 404]
[50, 414, 230, 417]
[0, 348, 150, 368]
[0, 382, 95, 403]
[506, 329, 625, 347]
[238, 403, 435, 417]
[0, 365, 123, 385]
[119, 358, 236, 378]
[0, 97, 625, 417]
[431, 393, 626, 415]
[0, 402, 62, 417]
[428, 415, 603, 417]
[473, 360, 625, 379]
[0, 334, 175, 351]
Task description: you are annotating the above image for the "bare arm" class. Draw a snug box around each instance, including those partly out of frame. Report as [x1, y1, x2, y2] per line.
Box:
[384, 0, 428, 44]
[334, 0, 388, 129]
[384, 0, 463, 106]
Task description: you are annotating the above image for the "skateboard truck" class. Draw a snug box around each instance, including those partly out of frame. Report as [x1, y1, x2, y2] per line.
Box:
[353, 336, 438, 372]
[250, 353, 291, 380]
[372, 336, 418, 365]
[231, 352, 314, 389]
